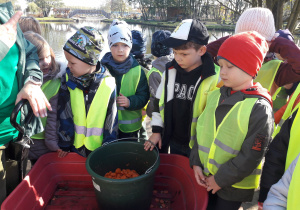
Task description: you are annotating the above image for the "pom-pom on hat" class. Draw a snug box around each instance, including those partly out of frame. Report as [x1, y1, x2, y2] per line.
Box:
[218, 31, 269, 78]
[235, 7, 275, 41]
[131, 30, 147, 57]
[161, 19, 209, 48]
[107, 19, 132, 49]
[151, 30, 172, 57]
[63, 26, 104, 66]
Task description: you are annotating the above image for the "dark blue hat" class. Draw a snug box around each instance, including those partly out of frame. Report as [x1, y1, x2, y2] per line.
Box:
[151, 30, 172, 57]
[276, 29, 294, 42]
[131, 30, 147, 57]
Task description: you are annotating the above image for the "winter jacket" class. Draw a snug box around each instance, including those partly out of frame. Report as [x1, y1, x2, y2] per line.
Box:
[207, 36, 300, 87]
[151, 52, 217, 150]
[263, 154, 300, 209]
[259, 108, 298, 202]
[56, 63, 118, 157]
[190, 85, 274, 202]
[146, 55, 173, 117]
[28, 63, 66, 160]
[0, 2, 43, 140]
[102, 52, 150, 111]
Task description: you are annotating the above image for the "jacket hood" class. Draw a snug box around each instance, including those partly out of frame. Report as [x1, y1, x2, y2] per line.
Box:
[152, 54, 174, 73]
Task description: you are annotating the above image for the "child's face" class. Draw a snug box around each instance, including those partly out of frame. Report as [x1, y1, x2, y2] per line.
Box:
[219, 58, 253, 91]
[64, 51, 95, 78]
[39, 46, 52, 75]
[110, 42, 131, 63]
[173, 46, 205, 72]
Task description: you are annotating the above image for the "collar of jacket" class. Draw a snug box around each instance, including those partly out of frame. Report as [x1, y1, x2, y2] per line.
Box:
[166, 52, 216, 80]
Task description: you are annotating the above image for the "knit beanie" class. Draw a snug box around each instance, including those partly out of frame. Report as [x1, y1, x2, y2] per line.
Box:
[276, 29, 294, 42]
[218, 31, 268, 77]
[131, 30, 147, 57]
[151, 30, 172, 57]
[63, 26, 104, 66]
[107, 19, 132, 49]
[235, 7, 275, 41]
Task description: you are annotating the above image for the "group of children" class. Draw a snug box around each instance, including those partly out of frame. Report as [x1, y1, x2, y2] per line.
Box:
[18, 7, 300, 210]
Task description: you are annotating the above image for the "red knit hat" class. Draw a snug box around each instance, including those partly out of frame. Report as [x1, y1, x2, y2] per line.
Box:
[218, 31, 268, 77]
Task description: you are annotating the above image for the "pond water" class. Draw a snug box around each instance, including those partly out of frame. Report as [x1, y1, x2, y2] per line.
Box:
[40, 21, 234, 63]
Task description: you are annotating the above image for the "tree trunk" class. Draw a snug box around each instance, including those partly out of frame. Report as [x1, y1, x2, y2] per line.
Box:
[258, 0, 262, 7]
[275, 0, 284, 30]
[252, 0, 257, 7]
[287, 0, 300, 33]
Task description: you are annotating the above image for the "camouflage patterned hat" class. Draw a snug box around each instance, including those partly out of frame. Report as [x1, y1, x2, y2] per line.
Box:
[63, 26, 104, 66]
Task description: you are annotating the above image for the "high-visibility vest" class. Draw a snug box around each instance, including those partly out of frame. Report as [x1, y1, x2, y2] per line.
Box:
[158, 65, 219, 148]
[287, 155, 300, 209]
[285, 107, 300, 171]
[273, 83, 300, 138]
[118, 65, 143, 133]
[254, 59, 282, 100]
[31, 79, 61, 139]
[197, 89, 262, 189]
[68, 75, 115, 151]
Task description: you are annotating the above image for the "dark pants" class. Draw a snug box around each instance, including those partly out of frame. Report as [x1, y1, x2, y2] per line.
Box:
[118, 130, 138, 140]
[207, 191, 242, 210]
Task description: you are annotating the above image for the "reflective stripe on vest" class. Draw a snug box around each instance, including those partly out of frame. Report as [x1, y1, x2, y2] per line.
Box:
[68, 75, 115, 151]
[118, 65, 142, 133]
[197, 89, 261, 189]
[254, 60, 282, 92]
[285, 107, 300, 170]
[287, 155, 300, 209]
[273, 83, 300, 138]
[31, 79, 61, 139]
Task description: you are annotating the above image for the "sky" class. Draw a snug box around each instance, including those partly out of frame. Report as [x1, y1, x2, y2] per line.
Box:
[62, 0, 105, 8]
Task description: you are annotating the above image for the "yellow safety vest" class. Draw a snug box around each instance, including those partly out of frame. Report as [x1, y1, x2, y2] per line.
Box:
[118, 65, 143, 133]
[197, 89, 262, 189]
[31, 79, 61, 139]
[158, 65, 219, 148]
[68, 75, 115, 151]
[285, 107, 300, 171]
[254, 59, 282, 100]
[287, 155, 300, 209]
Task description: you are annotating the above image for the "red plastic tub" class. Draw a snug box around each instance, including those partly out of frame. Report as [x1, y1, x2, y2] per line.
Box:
[1, 153, 208, 210]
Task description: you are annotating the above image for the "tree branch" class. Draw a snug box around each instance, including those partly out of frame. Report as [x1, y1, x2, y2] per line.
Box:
[215, 0, 241, 15]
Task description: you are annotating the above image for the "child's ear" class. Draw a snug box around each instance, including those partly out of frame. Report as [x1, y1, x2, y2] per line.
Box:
[198, 45, 207, 56]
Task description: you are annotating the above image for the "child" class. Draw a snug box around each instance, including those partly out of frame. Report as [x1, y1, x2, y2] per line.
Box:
[189, 31, 274, 210]
[131, 29, 152, 71]
[23, 31, 63, 163]
[101, 20, 149, 139]
[207, 7, 300, 96]
[18, 16, 42, 35]
[144, 19, 218, 157]
[263, 154, 300, 209]
[57, 26, 118, 157]
[146, 30, 173, 118]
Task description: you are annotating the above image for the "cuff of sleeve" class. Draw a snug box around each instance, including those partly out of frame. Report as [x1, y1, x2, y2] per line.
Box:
[24, 76, 42, 86]
[152, 126, 163, 133]
[214, 172, 228, 188]
[0, 40, 10, 61]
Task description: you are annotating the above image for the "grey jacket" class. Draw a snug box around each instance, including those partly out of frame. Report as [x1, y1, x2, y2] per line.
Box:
[0, 2, 43, 138]
[146, 55, 173, 117]
[264, 154, 300, 209]
[190, 86, 274, 202]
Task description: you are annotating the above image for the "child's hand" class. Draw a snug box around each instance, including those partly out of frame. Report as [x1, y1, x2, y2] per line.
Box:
[144, 133, 161, 151]
[206, 175, 221, 194]
[193, 165, 208, 188]
[117, 93, 130, 108]
[57, 149, 68, 158]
